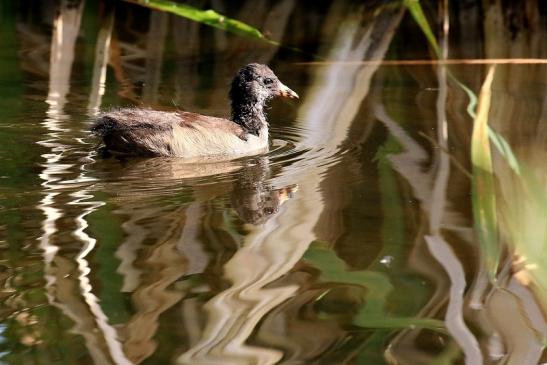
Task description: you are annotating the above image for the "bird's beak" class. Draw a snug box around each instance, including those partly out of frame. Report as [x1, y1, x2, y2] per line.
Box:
[277, 184, 298, 205]
[277, 82, 299, 99]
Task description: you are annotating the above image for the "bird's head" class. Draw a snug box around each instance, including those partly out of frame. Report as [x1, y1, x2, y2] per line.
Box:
[229, 63, 299, 104]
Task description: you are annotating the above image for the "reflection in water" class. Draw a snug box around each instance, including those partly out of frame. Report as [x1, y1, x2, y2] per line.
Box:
[92, 155, 298, 364]
[2, 1, 547, 364]
[177, 4, 404, 365]
[88, 4, 114, 114]
[231, 159, 297, 225]
[39, 2, 132, 364]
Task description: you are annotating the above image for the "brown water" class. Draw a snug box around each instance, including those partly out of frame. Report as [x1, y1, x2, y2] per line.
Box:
[0, 1, 546, 364]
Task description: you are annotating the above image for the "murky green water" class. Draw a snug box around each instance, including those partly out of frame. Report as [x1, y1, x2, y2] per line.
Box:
[0, 1, 546, 364]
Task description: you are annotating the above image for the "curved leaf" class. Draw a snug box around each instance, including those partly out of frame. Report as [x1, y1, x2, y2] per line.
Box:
[124, 0, 265, 39]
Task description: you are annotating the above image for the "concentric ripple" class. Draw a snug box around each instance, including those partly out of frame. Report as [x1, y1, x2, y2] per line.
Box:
[80, 121, 355, 200]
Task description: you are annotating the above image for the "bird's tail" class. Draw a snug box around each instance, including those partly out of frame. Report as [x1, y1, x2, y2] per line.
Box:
[91, 115, 118, 137]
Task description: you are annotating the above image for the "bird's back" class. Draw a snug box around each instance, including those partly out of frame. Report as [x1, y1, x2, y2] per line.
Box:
[92, 107, 268, 158]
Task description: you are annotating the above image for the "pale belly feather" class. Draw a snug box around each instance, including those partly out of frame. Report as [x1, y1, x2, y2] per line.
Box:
[169, 124, 268, 159]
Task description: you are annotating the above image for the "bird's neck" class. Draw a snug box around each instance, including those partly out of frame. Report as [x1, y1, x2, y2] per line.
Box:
[231, 98, 268, 137]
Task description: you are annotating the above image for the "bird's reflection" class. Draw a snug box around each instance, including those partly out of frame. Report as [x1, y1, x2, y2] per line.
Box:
[96, 154, 297, 224]
[231, 158, 298, 225]
[86, 155, 298, 363]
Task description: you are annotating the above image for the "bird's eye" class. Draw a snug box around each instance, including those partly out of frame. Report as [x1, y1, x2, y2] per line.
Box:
[264, 78, 274, 85]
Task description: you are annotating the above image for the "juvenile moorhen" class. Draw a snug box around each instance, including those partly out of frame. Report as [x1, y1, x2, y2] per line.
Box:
[91, 63, 298, 158]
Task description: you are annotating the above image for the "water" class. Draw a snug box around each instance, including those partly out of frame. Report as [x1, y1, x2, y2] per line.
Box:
[1, 1, 546, 364]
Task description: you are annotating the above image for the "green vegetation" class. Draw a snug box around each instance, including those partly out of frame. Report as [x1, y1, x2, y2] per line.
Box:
[471, 66, 500, 279]
[124, 0, 265, 39]
[403, 0, 440, 56]
[304, 243, 446, 332]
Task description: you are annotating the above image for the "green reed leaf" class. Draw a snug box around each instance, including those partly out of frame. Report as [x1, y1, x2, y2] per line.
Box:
[498, 165, 547, 310]
[123, 0, 319, 58]
[455, 79, 521, 176]
[124, 0, 264, 39]
[404, 0, 521, 176]
[471, 66, 499, 279]
[487, 128, 521, 175]
[403, 0, 440, 56]
[422, 16, 546, 307]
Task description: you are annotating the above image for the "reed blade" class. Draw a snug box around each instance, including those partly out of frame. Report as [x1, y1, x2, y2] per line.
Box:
[124, 0, 264, 39]
[471, 66, 499, 280]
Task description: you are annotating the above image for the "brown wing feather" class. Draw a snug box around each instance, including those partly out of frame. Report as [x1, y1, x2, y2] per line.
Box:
[175, 111, 245, 138]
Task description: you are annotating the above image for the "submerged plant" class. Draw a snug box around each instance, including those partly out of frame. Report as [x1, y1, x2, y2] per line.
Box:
[304, 243, 446, 332]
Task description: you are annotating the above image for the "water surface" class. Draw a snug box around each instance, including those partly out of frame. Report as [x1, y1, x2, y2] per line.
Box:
[0, 1, 546, 364]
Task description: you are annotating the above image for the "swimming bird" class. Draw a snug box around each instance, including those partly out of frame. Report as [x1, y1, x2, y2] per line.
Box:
[91, 63, 298, 159]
